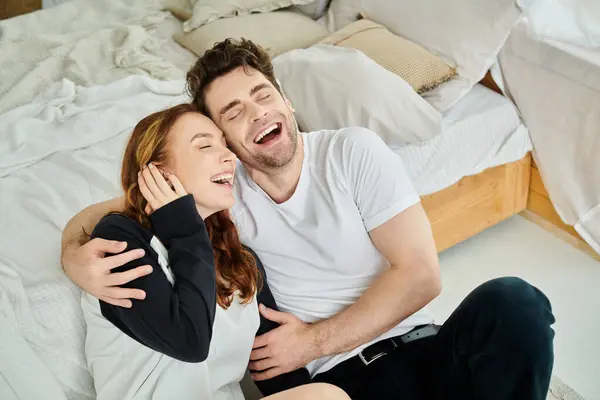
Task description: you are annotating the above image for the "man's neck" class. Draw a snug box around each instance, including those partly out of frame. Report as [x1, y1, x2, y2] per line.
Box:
[246, 134, 304, 204]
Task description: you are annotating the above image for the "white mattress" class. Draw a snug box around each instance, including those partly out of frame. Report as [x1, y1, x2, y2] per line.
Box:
[397, 83, 532, 196]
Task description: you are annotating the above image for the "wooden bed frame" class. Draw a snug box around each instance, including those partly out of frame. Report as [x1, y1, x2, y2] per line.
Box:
[430, 72, 598, 260]
[0, 0, 40, 20]
[422, 73, 532, 253]
[523, 159, 600, 261]
[422, 153, 531, 253]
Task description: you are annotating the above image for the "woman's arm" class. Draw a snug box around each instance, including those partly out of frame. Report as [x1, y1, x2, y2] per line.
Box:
[247, 248, 312, 395]
[92, 194, 217, 362]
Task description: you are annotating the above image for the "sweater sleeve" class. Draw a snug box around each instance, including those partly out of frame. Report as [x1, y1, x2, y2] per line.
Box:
[90, 194, 216, 363]
[246, 247, 312, 395]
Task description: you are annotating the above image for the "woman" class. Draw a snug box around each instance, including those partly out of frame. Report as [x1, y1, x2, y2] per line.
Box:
[80, 103, 348, 400]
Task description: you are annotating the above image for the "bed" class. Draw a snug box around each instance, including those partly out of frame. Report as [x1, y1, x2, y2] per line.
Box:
[412, 82, 531, 252]
[0, 1, 533, 399]
[496, 19, 600, 258]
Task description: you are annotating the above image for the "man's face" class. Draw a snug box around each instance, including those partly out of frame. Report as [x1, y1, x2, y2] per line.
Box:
[203, 66, 298, 171]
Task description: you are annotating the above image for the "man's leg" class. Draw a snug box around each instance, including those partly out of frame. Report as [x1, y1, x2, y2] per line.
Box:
[430, 276, 555, 400]
[314, 277, 554, 400]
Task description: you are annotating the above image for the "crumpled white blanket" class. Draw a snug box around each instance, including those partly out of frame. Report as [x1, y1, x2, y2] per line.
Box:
[0, 75, 188, 399]
[0, 0, 185, 114]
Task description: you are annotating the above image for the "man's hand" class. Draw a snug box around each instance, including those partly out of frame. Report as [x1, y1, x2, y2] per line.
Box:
[249, 305, 321, 381]
[62, 238, 152, 308]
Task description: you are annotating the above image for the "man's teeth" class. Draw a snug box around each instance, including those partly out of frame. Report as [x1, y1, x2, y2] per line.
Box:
[210, 173, 233, 185]
[254, 123, 278, 143]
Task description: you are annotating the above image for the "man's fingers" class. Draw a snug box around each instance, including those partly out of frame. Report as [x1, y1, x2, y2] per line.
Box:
[249, 346, 271, 361]
[167, 173, 187, 197]
[149, 163, 173, 198]
[258, 304, 293, 324]
[99, 296, 132, 308]
[251, 367, 283, 382]
[89, 238, 127, 255]
[252, 333, 270, 349]
[102, 286, 146, 301]
[101, 248, 145, 271]
[105, 265, 153, 286]
[248, 357, 277, 372]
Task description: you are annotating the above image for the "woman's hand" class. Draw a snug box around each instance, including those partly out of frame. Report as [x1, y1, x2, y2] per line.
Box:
[139, 163, 187, 215]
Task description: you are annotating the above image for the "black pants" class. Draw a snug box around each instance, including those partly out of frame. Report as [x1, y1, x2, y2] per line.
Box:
[313, 277, 555, 400]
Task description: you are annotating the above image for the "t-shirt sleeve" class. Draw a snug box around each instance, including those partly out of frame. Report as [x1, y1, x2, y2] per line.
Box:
[334, 127, 421, 231]
[90, 194, 217, 363]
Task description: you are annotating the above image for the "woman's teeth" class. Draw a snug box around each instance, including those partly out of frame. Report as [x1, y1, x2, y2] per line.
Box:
[254, 123, 278, 143]
[210, 173, 233, 185]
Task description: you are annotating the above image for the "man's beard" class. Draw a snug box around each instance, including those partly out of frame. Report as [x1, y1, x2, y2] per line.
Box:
[236, 115, 299, 171]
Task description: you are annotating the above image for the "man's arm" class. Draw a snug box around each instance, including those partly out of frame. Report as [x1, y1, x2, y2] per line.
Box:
[250, 204, 440, 379]
[61, 197, 125, 255]
[61, 196, 151, 308]
[311, 203, 440, 356]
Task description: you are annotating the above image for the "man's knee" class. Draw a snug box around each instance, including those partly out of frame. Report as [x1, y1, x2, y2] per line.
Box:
[471, 277, 555, 351]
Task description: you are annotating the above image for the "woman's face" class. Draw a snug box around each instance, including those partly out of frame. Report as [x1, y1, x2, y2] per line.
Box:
[165, 112, 236, 218]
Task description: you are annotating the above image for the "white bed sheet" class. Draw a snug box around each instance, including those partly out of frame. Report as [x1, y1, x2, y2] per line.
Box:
[498, 20, 600, 254]
[398, 83, 532, 196]
[0, 75, 189, 400]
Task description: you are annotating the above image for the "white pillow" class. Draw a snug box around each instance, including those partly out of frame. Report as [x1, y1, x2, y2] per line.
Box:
[184, 0, 314, 32]
[518, 0, 600, 48]
[291, 0, 331, 19]
[325, 0, 521, 111]
[272, 44, 442, 147]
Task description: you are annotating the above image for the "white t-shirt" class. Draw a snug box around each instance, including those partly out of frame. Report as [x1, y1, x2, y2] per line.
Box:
[231, 127, 435, 376]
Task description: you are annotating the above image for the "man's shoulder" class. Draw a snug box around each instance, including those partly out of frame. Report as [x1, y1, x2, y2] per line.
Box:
[306, 127, 384, 167]
[306, 127, 381, 151]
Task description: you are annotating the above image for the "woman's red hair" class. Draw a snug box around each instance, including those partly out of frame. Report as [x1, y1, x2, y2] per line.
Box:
[120, 103, 259, 308]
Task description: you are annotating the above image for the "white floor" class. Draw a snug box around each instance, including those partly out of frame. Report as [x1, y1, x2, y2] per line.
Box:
[428, 215, 600, 400]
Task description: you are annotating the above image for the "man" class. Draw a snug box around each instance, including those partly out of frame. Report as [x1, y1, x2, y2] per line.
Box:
[62, 39, 555, 399]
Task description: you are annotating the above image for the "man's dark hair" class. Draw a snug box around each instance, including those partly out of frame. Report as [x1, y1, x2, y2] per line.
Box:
[186, 38, 282, 117]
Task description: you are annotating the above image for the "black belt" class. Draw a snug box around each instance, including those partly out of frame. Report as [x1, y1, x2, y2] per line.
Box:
[352, 324, 440, 368]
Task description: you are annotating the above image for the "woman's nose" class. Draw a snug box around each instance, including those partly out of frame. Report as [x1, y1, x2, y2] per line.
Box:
[220, 146, 236, 164]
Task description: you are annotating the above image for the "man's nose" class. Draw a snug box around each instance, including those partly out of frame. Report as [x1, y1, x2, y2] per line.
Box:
[249, 102, 268, 122]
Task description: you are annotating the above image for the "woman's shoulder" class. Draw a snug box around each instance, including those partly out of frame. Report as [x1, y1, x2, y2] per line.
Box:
[91, 213, 153, 243]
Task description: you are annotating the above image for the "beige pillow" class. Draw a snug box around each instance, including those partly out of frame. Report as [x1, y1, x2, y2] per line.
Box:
[183, 0, 315, 32]
[174, 11, 329, 58]
[319, 19, 457, 94]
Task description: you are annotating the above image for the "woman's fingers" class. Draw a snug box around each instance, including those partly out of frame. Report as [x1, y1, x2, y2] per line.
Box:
[167, 172, 187, 197]
[148, 163, 174, 199]
[141, 166, 165, 202]
[138, 171, 160, 211]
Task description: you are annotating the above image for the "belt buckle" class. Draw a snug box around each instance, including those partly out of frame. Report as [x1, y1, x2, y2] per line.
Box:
[358, 338, 398, 366]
